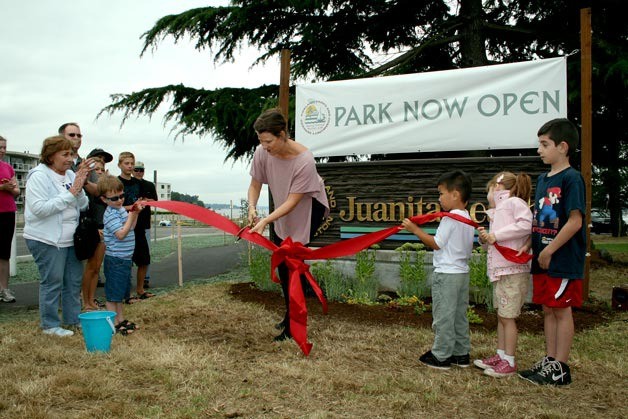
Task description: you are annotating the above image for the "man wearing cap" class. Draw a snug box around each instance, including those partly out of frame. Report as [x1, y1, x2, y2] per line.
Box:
[133, 161, 158, 289]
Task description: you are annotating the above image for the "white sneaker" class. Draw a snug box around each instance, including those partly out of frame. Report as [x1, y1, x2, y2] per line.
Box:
[0, 288, 16, 303]
[43, 327, 74, 337]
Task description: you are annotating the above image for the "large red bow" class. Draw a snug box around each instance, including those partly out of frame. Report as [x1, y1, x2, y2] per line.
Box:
[147, 201, 530, 355]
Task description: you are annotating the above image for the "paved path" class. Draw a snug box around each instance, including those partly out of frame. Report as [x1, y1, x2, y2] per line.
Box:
[0, 242, 247, 310]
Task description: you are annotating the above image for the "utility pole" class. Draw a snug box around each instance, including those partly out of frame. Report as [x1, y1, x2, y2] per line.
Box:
[580, 7, 592, 299]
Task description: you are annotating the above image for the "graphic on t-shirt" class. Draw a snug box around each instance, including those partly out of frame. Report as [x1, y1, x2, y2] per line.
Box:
[536, 187, 561, 228]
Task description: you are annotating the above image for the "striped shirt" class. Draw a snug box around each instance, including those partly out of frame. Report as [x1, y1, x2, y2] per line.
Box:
[103, 206, 135, 259]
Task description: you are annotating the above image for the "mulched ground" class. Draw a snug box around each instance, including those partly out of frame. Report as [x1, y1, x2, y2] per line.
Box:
[229, 282, 614, 334]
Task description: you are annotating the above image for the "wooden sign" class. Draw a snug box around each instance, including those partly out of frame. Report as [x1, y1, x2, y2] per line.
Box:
[311, 156, 545, 249]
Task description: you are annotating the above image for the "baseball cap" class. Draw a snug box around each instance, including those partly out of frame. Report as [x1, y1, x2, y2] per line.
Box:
[86, 148, 113, 163]
[135, 161, 145, 169]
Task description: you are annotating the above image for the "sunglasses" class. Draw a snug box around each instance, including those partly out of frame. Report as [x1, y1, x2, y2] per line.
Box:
[67, 133, 83, 138]
[133, 168, 144, 172]
[104, 193, 125, 202]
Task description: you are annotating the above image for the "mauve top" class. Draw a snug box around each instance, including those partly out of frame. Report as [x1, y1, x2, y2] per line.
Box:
[250, 145, 329, 244]
[0, 161, 17, 212]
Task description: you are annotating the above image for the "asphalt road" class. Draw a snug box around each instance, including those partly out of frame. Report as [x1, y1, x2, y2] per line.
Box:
[14, 226, 223, 257]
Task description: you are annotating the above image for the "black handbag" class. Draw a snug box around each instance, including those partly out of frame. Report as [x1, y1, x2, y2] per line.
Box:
[74, 213, 100, 260]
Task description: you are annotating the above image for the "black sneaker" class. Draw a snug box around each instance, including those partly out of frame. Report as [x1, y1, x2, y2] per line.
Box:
[449, 354, 470, 368]
[275, 318, 287, 330]
[523, 360, 572, 386]
[144, 280, 150, 289]
[518, 356, 552, 379]
[419, 351, 451, 370]
[273, 330, 292, 342]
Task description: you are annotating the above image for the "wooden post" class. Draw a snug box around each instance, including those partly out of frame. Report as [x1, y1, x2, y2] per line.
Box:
[152, 169, 157, 243]
[580, 7, 592, 299]
[177, 220, 183, 287]
[268, 48, 291, 244]
[279, 48, 291, 120]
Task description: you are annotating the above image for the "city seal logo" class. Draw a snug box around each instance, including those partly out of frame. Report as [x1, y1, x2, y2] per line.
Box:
[300, 100, 330, 135]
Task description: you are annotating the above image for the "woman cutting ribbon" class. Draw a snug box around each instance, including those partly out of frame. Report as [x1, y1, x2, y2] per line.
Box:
[247, 108, 329, 341]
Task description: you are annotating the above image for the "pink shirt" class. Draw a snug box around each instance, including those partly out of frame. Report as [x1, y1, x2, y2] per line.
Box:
[0, 161, 17, 212]
[486, 189, 532, 281]
[250, 145, 329, 244]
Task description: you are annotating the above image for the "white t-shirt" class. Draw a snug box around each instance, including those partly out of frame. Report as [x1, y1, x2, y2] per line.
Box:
[432, 209, 475, 273]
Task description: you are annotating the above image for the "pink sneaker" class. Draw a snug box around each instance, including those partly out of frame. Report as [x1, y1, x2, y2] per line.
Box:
[484, 359, 517, 378]
[473, 354, 502, 370]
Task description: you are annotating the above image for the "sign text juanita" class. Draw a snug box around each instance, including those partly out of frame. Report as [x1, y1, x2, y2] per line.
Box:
[338, 196, 488, 224]
[334, 90, 561, 126]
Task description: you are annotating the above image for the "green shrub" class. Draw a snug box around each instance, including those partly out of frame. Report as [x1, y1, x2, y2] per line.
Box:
[350, 246, 379, 303]
[469, 247, 493, 311]
[395, 243, 428, 299]
[310, 260, 350, 302]
[248, 245, 274, 291]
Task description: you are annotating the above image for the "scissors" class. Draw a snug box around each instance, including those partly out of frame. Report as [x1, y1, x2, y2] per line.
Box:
[236, 215, 261, 242]
[235, 225, 249, 242]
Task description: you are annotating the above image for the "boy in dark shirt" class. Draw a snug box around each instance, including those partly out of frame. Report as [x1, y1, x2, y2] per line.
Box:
[519, 118, 585, 386]
[117, 152, 153, 302]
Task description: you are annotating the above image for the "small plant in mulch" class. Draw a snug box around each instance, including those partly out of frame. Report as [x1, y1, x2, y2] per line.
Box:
[386, 295, 431, 315]
[467, 305, 484, 324]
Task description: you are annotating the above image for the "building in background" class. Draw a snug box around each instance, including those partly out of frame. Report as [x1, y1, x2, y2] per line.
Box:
[4, 150, 39, 212]
[156, 182, 171, 201]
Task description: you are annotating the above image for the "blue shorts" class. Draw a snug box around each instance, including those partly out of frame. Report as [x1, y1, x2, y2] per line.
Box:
[104, 255, 132, 303]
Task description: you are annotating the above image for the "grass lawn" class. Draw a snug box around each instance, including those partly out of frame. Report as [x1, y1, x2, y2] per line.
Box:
[1, 239, 627, 417]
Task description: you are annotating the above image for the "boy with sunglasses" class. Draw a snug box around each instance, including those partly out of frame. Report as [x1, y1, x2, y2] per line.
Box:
[97, 175, 142, 335]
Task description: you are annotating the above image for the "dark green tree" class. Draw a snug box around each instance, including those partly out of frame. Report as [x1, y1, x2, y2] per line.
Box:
[171, 191, 205, 208]
[100, 0, 627, 233]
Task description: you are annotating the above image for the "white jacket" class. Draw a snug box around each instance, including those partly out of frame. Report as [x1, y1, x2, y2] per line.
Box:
[24, 163, 88, 245]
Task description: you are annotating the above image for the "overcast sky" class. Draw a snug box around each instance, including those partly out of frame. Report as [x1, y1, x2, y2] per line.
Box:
[0, 0, 278, 205]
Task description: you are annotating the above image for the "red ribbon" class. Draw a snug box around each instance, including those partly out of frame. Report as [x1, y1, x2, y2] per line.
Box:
[147, 202, 530, 355]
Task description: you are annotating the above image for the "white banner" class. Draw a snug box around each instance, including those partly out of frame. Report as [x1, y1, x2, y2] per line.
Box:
[296, 57, 567, 157]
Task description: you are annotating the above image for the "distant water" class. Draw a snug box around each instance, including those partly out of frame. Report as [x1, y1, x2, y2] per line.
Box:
[210, 207, 268, 218]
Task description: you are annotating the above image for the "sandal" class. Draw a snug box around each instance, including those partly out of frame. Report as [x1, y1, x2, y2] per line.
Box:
[137, 292, 155, 300]
[119, 319, 139, 330]
[115, 323, 134, 336]
[124, 296, 140, 304]
[93, 298, 106, 308]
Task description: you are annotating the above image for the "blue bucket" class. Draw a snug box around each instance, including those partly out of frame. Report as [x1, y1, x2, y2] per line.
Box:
[78, 311, 117, 353]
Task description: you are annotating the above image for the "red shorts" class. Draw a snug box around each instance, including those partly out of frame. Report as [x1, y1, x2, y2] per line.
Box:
[532, 274, 583, 308]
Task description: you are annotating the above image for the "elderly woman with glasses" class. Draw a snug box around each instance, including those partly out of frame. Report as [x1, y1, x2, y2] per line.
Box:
[24, 135, 92, 337]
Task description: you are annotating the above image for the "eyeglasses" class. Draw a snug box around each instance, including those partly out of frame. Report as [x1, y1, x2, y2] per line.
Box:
[67, 133, 83, 138]
[133, 168, 144, 172]
[104, 193, 125, 202]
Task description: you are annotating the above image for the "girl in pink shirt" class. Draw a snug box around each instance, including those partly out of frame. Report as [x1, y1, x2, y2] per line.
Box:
[475, 172, 532, 377]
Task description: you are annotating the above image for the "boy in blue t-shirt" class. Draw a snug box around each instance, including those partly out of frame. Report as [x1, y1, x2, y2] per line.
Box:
[98, 175, 142, 335]
[519, 118, 586, 386]
[403, 170, 475, 370]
